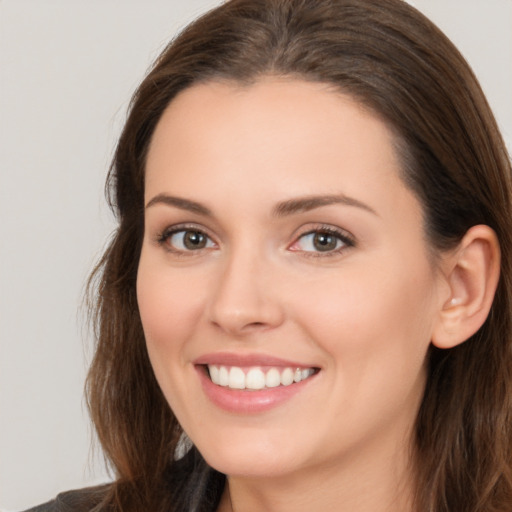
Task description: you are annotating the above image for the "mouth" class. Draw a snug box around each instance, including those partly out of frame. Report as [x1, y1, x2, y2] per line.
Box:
[194, 353, 321, 413]
[205, 364, 318, 391]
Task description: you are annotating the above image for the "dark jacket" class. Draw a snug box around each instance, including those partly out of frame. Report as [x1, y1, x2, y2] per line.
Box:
[23, 450, 225, 512]
[23, 485, 110, 512]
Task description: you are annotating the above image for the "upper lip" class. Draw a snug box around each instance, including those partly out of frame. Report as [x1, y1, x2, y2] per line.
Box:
[193, 352, 318, 369]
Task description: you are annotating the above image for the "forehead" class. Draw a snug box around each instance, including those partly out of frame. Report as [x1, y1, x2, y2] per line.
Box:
[144, 78, 419, 227]
[147, 79, 399, 185]
[148, 78, 392, 161]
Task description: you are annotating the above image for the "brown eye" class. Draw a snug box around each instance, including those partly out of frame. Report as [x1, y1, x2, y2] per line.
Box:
[289, 228, 354, 255]
[183, 231, 207, 249]
[312, 232, 339, 252]
[167, 229, 215, 251]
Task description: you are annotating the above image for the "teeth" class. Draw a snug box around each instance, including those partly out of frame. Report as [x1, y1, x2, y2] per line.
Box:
[246, 368, 265, 390]
[209, 365, 220, 384]
[229, 367, 245, 389]
[207, 365, 316, 390]
[219, 366, 229, 386]
[265, 368, 281, 388]
[281, 367, 294, 386]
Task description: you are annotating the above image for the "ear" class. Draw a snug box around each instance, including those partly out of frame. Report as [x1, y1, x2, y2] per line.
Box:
[431, 225, 500, 349]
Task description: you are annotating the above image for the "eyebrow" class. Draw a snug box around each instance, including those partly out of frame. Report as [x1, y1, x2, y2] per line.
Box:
[272, 194, 378, 217]
[145, 193, 377, 217]
[145, 194, 212, 216]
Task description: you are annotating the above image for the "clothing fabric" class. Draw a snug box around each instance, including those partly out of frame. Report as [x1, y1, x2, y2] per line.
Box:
[23, 486, 109, 512]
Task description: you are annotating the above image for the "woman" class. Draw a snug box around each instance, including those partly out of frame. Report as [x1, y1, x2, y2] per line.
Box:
[30, 0, 512, 510]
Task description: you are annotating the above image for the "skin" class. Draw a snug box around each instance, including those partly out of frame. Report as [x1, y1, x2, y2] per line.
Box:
[137, 78, 453, 512]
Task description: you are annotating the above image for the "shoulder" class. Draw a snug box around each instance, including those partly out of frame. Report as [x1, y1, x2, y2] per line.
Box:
[23, 485, 111, 512]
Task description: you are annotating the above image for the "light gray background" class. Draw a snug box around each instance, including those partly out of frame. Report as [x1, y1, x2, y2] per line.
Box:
[1, 1, 511, 510]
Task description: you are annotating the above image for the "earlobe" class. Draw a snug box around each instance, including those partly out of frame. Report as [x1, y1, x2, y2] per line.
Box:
[431, 225, 500, 349]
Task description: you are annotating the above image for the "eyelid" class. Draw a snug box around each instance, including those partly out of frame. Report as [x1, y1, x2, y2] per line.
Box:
[156, 223, 218, 253]
[153, 222, 355, 257]
[288, 224, 356, 256]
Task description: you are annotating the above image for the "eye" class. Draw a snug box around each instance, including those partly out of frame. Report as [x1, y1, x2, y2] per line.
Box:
[289, 227, 354, 255]
[159, 228, 216, 252]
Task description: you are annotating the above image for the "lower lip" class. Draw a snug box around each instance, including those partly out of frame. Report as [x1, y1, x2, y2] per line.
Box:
[196, 366, 317, 414]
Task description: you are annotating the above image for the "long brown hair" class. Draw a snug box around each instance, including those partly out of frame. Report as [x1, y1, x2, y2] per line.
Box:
[86, 1, 512, 510]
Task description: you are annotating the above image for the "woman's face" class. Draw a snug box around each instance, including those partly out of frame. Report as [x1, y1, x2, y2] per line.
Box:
[137, 79, 447, 479]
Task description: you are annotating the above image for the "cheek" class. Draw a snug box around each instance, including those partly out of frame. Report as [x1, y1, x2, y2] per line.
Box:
[136, 253, 207, 358]
[136, 253, 212, 420]
[296, 266, 436, 449]
[298, 258, 436, 386]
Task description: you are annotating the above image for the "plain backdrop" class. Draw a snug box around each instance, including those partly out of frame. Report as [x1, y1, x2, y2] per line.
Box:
[0, 1, 511, 510]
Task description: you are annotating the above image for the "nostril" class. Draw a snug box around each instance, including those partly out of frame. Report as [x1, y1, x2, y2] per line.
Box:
[244, 321, 272, 332]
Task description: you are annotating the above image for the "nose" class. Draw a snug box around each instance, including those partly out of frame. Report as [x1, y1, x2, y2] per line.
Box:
[207, 248, 285, 336]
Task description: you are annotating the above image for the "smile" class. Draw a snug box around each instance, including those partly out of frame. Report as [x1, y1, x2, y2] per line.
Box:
[207, 365, 316, 390]
[194, 353, 321, 413]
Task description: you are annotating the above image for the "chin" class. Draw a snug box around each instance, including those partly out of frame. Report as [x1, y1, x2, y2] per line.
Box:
[204, 453, 299, 479]
[193, 433, 306, 478]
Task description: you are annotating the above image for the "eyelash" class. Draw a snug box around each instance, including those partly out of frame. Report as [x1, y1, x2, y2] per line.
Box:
[289, 225, 355, 258]
[156, 224, 217, 255]
[155, 224, 355, 257]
